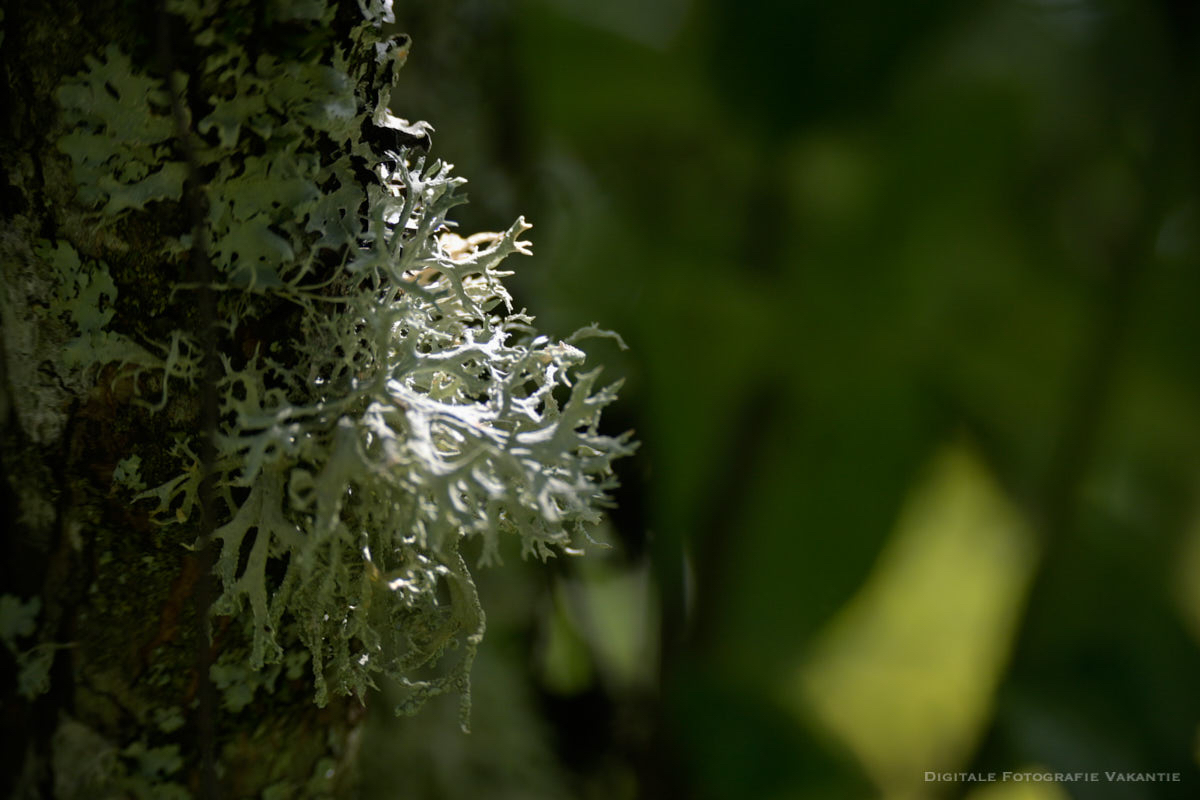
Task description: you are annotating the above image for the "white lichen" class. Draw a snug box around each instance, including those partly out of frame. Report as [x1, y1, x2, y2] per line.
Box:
[52, 0, 635, 726]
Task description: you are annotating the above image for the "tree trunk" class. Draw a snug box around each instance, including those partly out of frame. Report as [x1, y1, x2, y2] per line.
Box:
[1, 2, 393, 796]
[0, 3, 381, 796]
[1, 2, 632, 796]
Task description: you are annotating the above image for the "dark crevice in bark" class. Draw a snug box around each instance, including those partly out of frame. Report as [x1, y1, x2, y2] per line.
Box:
[155, 4, 221, 792]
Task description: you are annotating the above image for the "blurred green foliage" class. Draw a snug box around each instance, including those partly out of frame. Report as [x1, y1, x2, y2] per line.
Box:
[365, 0, 1200, 797]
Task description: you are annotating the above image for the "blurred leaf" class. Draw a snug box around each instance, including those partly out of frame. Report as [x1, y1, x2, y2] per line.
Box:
[556, 558, 659, 691]
[792, 443, 1037, 797]
[540, 590, 596, 695]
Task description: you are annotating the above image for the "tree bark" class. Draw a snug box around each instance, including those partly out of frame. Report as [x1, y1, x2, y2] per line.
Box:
[0, 0, 636, 794]
[0, 3, 387, 796]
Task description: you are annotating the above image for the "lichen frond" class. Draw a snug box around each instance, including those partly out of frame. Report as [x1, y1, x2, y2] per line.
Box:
[53, 0, 635, 727]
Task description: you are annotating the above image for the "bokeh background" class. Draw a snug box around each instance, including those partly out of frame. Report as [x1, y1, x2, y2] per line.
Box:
[360, 1, 1200, 798]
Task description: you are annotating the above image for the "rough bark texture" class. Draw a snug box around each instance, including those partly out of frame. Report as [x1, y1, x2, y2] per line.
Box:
[0, 4, 370, 797]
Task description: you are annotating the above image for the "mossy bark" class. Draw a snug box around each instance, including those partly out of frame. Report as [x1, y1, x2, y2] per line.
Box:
[0, 4, 365, 797]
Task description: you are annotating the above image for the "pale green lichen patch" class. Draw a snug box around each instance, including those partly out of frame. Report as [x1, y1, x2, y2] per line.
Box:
[54, 0, 635, 729]
[111, 454, 147, 492]
[51, 715, 191, 800]
[56, 45, 188, 216]
[152, 706, 186, 733]
[210, 649, 291, 713]
[35, 239, 160, 375]
[1, 594, 63, 700]
[0, 594, 39, 644]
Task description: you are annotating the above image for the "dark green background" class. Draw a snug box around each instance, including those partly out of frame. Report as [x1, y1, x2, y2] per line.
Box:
[361, 1, 1200, 798]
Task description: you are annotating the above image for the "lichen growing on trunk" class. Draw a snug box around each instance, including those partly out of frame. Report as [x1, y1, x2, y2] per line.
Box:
[1, 0, 632, 795]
